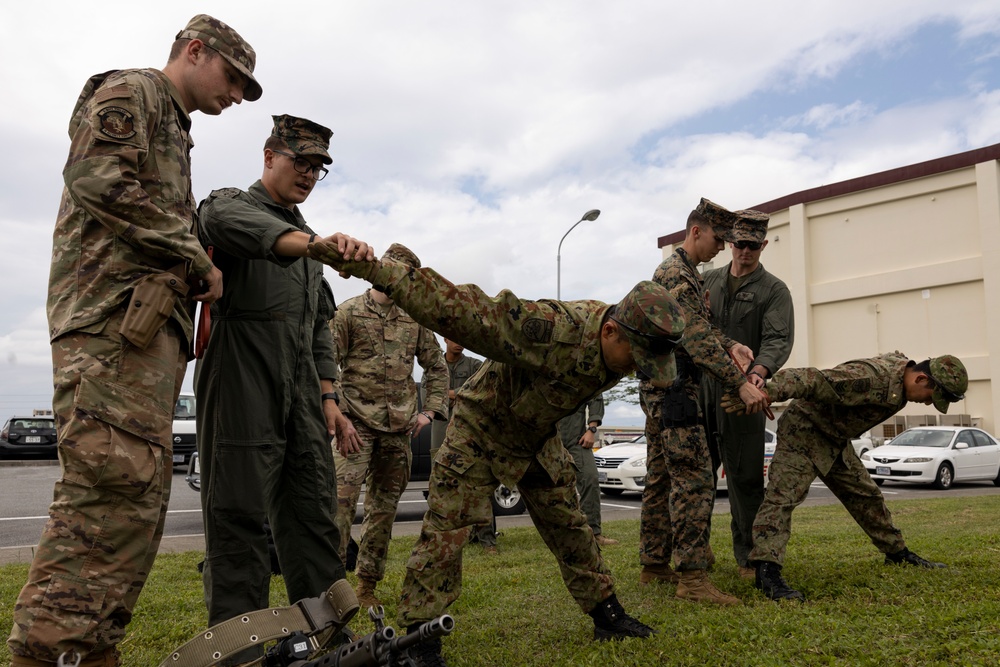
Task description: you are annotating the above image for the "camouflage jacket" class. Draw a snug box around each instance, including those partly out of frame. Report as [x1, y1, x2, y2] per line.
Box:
[702, 262, 794, 378]
[331, 290, 448, 434]
[344, 260, 621, 487]
[556, 395, 604, 448]
[48, 69, 213, 345]
[444, 354, 484, 420]
[769, 352, 910, 474]
[640, 248, 746, 408]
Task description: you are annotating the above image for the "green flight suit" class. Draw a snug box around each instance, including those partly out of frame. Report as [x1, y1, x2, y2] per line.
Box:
[700, 261, 793, 567]
[195, 182, 344, 655]
[557, 396, 606, 536]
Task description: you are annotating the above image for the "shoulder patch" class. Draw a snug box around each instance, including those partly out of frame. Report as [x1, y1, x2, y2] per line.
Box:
[522, 318, 554, 343]
[96, 106, 136, 140]
[94, 84, 131, 104]
[852, 378, 871, 393]
[210, 187, 246, 200]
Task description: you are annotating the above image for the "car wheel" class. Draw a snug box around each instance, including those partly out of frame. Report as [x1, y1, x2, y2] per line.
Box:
[185, 452, 201, 493]
[858, 448, 869, 457]
[601, 488, 624, 497]
[491, 484, 525, 516]
[994, 468, 1000, 487]
[874, 478, 884, 487]
[932, 463, 953, 490]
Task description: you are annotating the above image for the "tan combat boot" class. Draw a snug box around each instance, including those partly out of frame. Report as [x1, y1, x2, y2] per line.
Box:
[639, 563, 679, 585]
[675, 569, 741, 606]
[354, 577, 382, 609]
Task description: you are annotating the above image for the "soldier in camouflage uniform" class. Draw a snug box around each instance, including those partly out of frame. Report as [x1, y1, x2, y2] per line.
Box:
[639, 198, 769, 607]
[700, 209, 794, 578]
[556, 396, 616, 545]
[195, 115, 372, 664]
[7, 16, 261, 667]
[308, 241, 684, 665]
[726, 353, 968, 601]
[331, 244, 449, 609]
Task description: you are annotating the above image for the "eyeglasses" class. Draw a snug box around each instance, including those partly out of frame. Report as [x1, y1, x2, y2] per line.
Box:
[610, 316, 682, 355]
[733, 240, 763, 251]
[271, 150, 329, 181]
[926, 371, 965, 402]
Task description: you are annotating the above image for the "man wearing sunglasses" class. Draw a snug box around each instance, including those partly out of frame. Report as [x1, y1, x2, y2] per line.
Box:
[723, 354, 968, 601]
[638, 198, 769, 606]
[700, 209, 794, 579]
[307, 239, 685, 665]
[195, 114, 372, 663]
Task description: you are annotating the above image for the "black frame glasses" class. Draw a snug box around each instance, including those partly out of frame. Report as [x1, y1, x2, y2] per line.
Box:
[272, 150, 329, 181]
[610, 316, 682, 355]
[733, 240, 763, 251]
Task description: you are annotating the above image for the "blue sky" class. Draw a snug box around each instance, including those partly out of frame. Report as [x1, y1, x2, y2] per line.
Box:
[0, 2, 998, 424]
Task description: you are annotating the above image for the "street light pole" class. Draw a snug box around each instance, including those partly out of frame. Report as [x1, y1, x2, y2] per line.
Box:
[557, 209, 601, 300]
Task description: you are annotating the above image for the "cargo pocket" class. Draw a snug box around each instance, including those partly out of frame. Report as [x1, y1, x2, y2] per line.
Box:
[28, 573, 109, 651]
[62, 375, 170, 498]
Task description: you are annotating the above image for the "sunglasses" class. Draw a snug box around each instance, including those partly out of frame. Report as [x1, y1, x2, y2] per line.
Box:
[733, 240, 763, 251]
[610, 316, 682, 355]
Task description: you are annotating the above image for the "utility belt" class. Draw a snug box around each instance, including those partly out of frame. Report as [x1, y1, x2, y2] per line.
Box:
[120, 264, 189, 349]
[660, 352, 701, 429]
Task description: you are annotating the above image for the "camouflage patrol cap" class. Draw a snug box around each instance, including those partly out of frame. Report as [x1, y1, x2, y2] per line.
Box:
[731, 209, 770, 243]
[176, 15, 262, 102]
[271, 115, 333, 164]
[381, 243, 421, 269]
[927, 355, 968, 414]
[694, 197, 739, 242]
[611, 281, 686, 388]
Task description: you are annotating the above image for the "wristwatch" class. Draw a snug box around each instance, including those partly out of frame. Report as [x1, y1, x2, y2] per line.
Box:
[587, 425, 598, 434]
[321, 392, 340, 406]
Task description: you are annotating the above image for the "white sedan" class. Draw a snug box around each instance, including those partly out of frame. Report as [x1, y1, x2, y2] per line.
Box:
[595, 429, 776, 496]
[862, 426, 1000, 490]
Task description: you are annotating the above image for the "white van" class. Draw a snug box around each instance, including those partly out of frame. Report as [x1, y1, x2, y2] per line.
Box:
[172, 393, 197, 466]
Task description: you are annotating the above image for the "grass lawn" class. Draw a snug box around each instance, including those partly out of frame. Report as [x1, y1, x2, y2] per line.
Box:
[2, 495, 999, 666]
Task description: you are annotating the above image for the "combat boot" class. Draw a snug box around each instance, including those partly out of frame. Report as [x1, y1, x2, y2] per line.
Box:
[404, 626, 448, 667]
[884, 547, 946, 568]
[639, 563, 679, 585]
[737, 565, 756, 580]
[675, 569, 741, 606]
[595, 534, 619, 546]
[587, 594, 656, 641]
[754, 562, 805, 601]
[354, 578, 382, 609]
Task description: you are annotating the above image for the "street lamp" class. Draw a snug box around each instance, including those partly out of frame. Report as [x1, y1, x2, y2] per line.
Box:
[557, 209, 601, 300]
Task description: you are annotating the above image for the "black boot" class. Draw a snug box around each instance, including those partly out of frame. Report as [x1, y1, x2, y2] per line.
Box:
[404, 625, 448, 667]
[587, 594, 656, 641]
[754, 562, 805, 601]
[885, 547, 946, 568]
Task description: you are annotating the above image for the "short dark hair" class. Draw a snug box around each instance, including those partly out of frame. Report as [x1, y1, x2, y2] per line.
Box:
[264, 135, 288, 152]
[912, 359, 931, 375]
[686, 209, 708, 232]
[168, 38, 219, 63]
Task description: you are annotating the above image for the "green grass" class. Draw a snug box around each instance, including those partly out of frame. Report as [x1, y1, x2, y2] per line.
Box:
[3, 496, 1000, 666]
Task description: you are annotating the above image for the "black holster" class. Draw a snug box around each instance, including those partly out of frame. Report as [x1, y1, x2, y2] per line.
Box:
[660, 352, 701, 428]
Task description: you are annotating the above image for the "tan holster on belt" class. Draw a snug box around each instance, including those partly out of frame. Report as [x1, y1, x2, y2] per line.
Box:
[120, 266, 189, 349]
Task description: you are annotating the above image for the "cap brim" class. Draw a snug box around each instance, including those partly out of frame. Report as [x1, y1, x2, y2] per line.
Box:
[624, 330, 677, 388]
[220, 54, 262, 101]
[932, 390, 950, 414]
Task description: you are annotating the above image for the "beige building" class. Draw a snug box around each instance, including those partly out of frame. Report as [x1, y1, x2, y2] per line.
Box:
[659, 143, 1000, 439]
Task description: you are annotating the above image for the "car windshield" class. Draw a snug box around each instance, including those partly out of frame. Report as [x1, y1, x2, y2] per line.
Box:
[13, 419, 54, 429]
[174, 396, 196, 419]
[890, 429, 954, 448]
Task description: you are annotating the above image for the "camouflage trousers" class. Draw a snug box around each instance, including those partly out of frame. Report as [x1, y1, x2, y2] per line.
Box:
[749, 425, 905, 566]
[333, 422, 411, 583]
[397, 443, 613, 627]
[639, 412, 715, 571]
[8, 309, 185, 662]
[432, 420, 495, 548]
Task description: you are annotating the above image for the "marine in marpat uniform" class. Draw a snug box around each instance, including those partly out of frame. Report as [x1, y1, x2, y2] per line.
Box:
[8, 15, 260, 667]
[726, 353, 968, 601]
[308, 240, 685, 666]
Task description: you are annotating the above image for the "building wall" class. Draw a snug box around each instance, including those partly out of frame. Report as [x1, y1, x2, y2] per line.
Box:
[662, 155, 1000, 436]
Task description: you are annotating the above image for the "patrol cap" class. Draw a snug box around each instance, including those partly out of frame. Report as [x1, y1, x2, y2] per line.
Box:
[271, 115, 334, 164]
[176, 14, 262, 102]
[694, 197, 739, 242]
[927, 355, 968, 414]
[731, 209, 770, 243]
[381, 243, 421, 269]
[611, 281, 686, 388]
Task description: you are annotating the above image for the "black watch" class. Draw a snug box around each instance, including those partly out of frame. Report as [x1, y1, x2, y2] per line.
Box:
[321, 392, 340, 406]
[587, 425, 598, 434]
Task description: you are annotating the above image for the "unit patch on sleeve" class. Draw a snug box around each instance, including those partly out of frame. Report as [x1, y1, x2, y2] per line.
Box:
[522, 318, 554, 343]
[97, 106, 136, 140]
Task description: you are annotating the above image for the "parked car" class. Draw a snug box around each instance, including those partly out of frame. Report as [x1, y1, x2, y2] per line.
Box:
[0, 415, 58, 460]
[862, 426, 1000, 490]
[851, 436, 874, 457]
[596, 429, 777, 496]
[171, 393, 198, 466]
